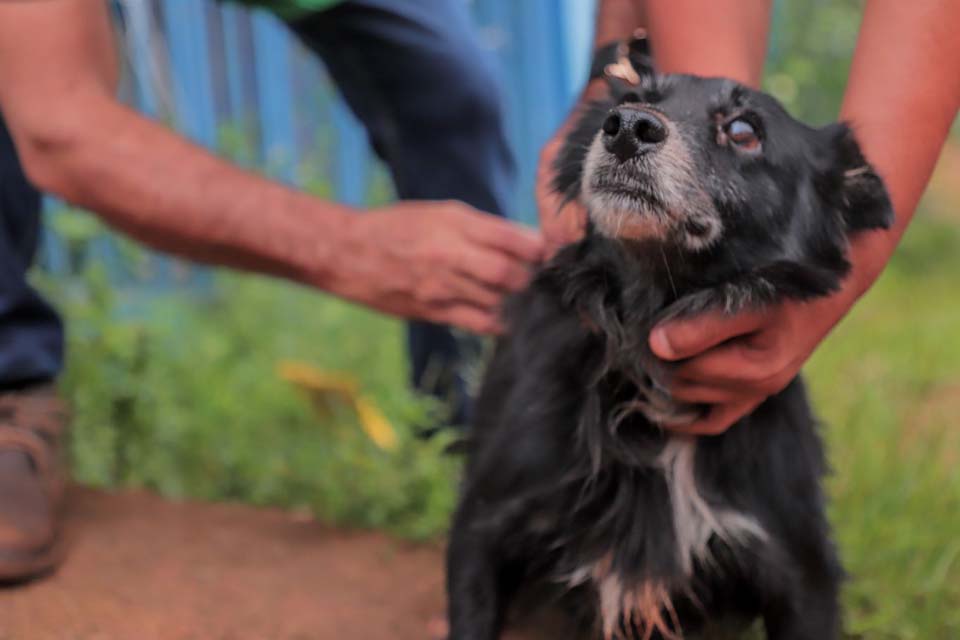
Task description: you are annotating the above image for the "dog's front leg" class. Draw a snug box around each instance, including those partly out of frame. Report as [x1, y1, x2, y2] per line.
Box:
[447, 508, 509, 640]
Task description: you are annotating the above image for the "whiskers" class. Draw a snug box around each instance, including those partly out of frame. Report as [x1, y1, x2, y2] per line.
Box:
[660, 245, 678, 299]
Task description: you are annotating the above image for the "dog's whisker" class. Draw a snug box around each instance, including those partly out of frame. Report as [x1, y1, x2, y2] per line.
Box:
[660, 245, 678, 299]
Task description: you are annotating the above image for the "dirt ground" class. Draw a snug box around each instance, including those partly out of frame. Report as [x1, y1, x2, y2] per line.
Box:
[0, 487, 454, 640]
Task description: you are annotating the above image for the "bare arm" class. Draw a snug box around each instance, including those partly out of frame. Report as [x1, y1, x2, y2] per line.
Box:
[0, 0, 343, 284]
[650, 0, 960, 434]
[644, 0, 772, 87]
[0, 0, 543, 333]
[839, 0, 960, 295]
[592, 0, 647, 48]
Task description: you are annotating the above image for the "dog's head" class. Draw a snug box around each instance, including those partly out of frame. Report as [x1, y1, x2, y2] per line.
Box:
[554, 71, 893, 275]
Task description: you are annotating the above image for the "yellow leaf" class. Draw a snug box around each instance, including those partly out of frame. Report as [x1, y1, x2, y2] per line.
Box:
[277, 360, 397, 450]
[354, 396, 398, 451]
[277, 360, 359, 396]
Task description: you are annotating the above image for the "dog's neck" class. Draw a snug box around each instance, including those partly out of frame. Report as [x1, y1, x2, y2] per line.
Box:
[550, 234, 731, 317]
[615, 238, 713, 298]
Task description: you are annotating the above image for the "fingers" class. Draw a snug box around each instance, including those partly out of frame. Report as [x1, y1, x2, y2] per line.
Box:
[536, 143, 587, 255]
[444, 272, 504, 311]
[543, 201, 588, 257]
[650, 308, 768, 361]
[669, 380, 745, 405]
[670, 340, 780, 389]
[414, 264, 508, 326]
[459, 250, 532, 294]
[667, 398, 760, 436]
[461, 208, 546, 264]
[439, 303, 503, 335]
[426, 615, 449, 640]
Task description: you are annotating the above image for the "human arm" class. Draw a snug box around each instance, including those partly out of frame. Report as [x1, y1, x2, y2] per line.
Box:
[0, 0, 543, 334]
[652, 0, 960, 433]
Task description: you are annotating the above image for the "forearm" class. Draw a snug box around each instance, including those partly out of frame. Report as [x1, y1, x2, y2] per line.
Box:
[594, 0, 645, 48]
[16, 92, 352, 287]
[584, 0, 772, 99]
[563, 0, 649, 126]
[644, 0, 772, 87]
[839, 0, 960, 296]
[0, 0, 352, 288]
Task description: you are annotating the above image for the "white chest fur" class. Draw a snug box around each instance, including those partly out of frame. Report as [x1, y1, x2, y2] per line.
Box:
[567, 436, 768, 639]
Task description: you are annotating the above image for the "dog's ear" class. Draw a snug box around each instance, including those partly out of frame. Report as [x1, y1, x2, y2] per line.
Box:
[626, 33, 656, 81]
[596, 34, 656, 88]
[817, 122, 894, 232]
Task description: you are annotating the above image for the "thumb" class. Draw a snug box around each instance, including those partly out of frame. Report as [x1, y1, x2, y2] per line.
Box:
[650, 308, 767, 361]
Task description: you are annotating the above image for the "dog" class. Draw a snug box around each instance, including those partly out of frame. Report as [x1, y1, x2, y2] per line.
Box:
[445, 49, 893, 640]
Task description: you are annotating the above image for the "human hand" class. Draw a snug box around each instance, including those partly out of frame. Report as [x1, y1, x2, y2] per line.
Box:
[536, 133, 588, 258]
[649, 285, 859, 435]
[328, 200, 545, 334]
[536, 80, 612, 258]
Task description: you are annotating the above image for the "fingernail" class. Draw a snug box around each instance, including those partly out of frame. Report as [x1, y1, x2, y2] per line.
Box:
[649, 327, 675, 359]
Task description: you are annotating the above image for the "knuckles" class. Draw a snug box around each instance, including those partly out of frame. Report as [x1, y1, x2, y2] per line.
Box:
[415, 280, 451, 305]
[494, 261, 523, 289]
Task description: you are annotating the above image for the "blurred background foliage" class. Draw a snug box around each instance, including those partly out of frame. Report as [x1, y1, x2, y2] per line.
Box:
[32, 0, 959, 637]
[35, 231, 459, 541]
[766, 0, 864, 124]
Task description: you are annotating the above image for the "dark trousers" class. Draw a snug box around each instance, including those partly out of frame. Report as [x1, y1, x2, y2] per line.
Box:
[0, 118, 63, 389]
[289, 0, 516, 422]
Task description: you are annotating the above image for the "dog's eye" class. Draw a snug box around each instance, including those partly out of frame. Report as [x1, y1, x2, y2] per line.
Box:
[725, 118, 761, 152]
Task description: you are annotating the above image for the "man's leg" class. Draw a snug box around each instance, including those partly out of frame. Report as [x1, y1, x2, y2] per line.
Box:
[0, 115, 68, 582]
[287, 0, 516, 425]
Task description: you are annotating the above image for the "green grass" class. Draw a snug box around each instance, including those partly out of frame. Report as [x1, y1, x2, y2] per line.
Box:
[40, 209, 960, 637]
[806, 215, 960, 638]
[42, 260, 459, 541]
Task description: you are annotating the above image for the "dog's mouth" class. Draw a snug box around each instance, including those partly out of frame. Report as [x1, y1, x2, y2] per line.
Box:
[584, 161, 666, 210]
[587, 156, 662, 200]
[582, 163, 674, 242]
[581, 140, 723, 250]
[588, 177, 663, 210]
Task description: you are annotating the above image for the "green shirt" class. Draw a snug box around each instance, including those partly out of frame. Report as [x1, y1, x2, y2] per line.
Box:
[229, 0, 343, 20]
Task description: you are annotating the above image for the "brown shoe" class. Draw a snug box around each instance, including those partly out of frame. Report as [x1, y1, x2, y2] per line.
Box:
[0, 383, 68, 582]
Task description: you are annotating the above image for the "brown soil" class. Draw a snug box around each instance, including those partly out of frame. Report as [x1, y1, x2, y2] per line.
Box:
[0, 487, 452, 640]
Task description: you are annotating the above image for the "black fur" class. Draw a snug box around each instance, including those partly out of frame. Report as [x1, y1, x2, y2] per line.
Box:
[447, 70, 892, 640]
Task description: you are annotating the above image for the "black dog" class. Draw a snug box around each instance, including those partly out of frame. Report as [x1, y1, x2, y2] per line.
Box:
[446, 53, 893, 640]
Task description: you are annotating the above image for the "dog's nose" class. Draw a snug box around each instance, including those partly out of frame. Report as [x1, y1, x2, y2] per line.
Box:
[601, 107, 668, 162]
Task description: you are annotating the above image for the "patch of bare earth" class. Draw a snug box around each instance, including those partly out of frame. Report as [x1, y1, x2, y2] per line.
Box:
[0, 488, 570, 640]
[0, 487, 451, 640]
